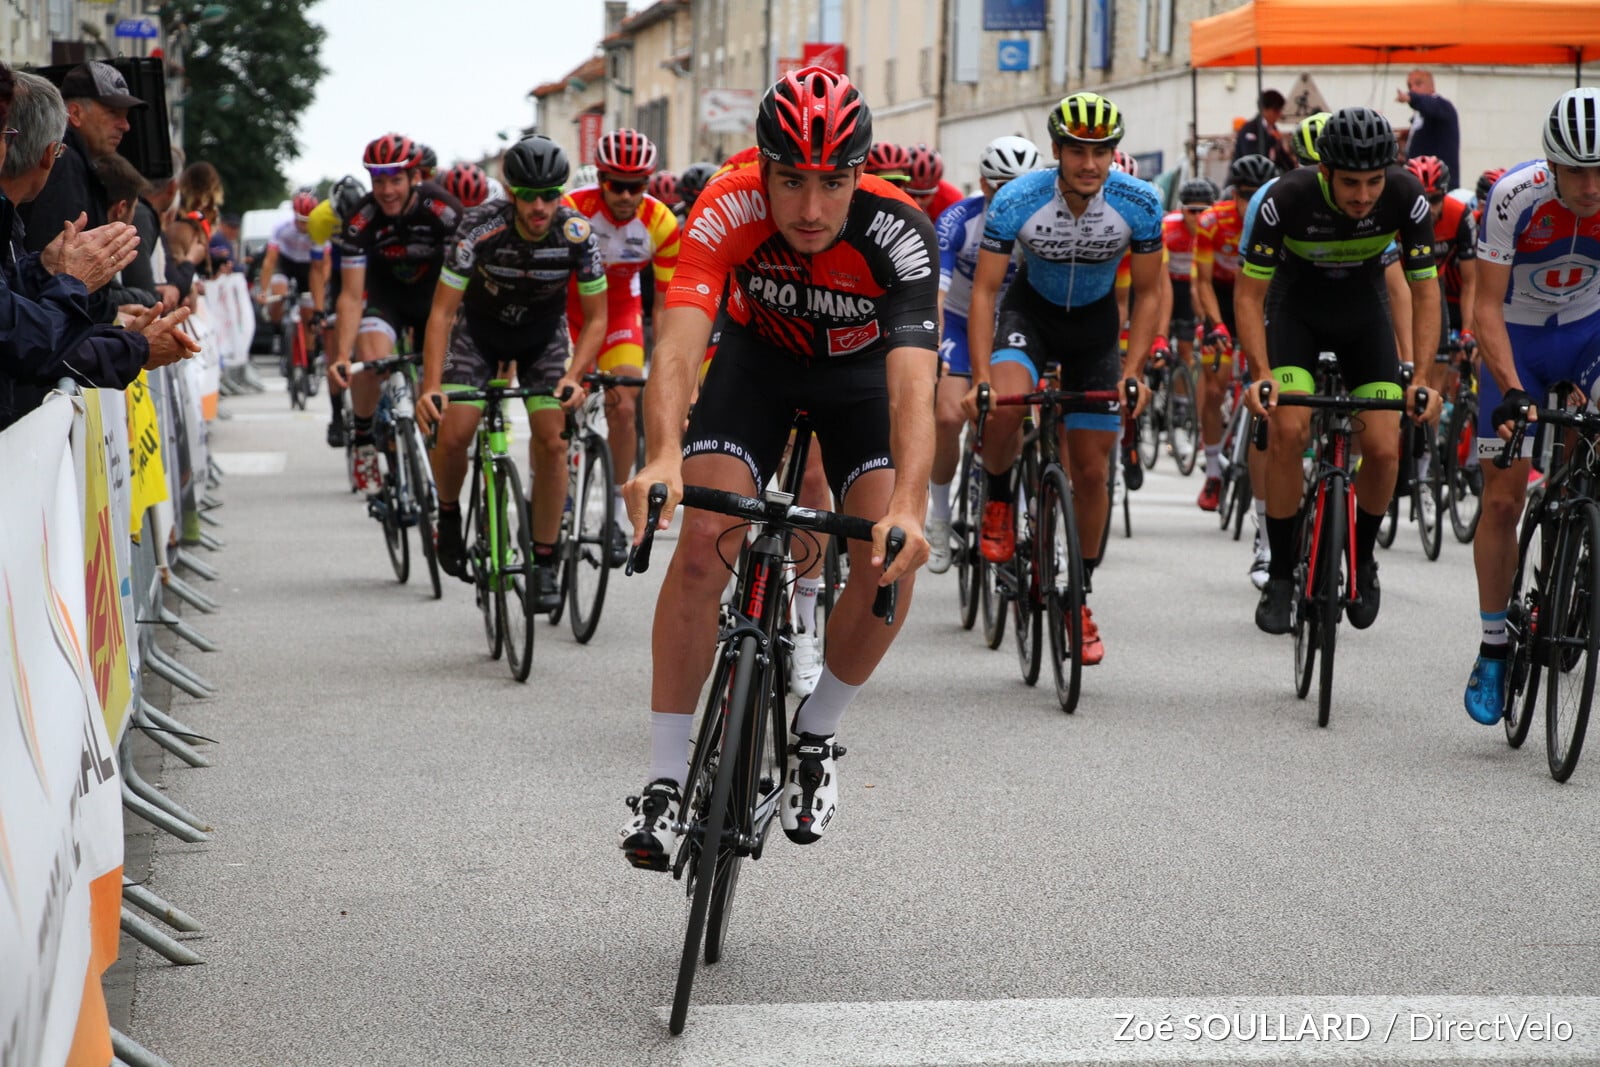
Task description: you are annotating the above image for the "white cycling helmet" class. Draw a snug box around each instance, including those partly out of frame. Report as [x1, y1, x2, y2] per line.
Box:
[979, 135, 1042, 182]
[1544, 88, 1600, 167]
[570, 163, 599, 189]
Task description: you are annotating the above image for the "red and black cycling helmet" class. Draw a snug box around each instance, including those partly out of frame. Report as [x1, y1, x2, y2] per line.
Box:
[756, 65, 873, 172]
[678, 162, 716, 201]
[1476, 167, 1507, 202]
[595, 128, 658, 177]
[441, 163, 490, 208]
[363, 132, 418, 175]
[906, 143, 944, 194]
[1405, 155, 1452, 197]
[291, 189, 318, 220]
[1111, 148, 1139, 177]
[865, 142, 911, 181]
[648, 169, 679, 205]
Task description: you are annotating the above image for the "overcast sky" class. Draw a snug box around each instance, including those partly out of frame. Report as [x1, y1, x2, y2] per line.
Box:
[285, 1, 620, 188]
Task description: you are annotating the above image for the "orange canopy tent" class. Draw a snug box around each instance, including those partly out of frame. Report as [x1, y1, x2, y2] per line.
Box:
[1191, 0, 1600, 74]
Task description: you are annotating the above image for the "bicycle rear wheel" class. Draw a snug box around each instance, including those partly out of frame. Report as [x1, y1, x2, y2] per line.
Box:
[1447, 397, 1482, 543]
[955, 443, 981, 631]
[980, 470, 1011, 650]
[495, 461, 536, 682]
[1167, 362, 1199, 476]
[1546, 503, 1600, 781]
[1039, 466, 1085, 713]
[401, 419, 442, 600]
[569, 433, 615, 644]
[381, 431, 411, 583]
[1415, 425, 1443, 560]
[1316, 482, 1348, 728]
[670, 635, 756, 1035]
[1504, 499, 1549, 749]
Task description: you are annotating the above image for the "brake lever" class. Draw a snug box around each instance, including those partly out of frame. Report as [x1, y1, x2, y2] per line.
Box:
[872, 526, 906, 625]
[626, 483, 668, 575]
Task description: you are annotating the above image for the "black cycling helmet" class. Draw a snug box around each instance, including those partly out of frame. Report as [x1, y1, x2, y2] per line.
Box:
[417, 144, 438, 174]
[502, 135, 569, 188]
[1316, 106, 1397, 172]
[678, 161, 716, 200]
[1178, 177, 1220, 205]
[1228, 154, 1277, 190]
[330, 175, 367, 221]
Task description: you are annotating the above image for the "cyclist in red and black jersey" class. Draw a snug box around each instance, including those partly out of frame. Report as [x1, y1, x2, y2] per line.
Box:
[618, 67, 937, 869]
[330, 133, 464, 493]
[1406, 155, 1478, 337]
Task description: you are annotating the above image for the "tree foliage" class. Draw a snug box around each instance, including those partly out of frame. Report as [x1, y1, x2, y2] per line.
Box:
[179, 0, 326, 211]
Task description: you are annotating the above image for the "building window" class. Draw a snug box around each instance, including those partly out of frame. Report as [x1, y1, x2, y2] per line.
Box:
[884, 58, 896, 105]
[637, 98, 669, 168]
[920, 46, 933, 95]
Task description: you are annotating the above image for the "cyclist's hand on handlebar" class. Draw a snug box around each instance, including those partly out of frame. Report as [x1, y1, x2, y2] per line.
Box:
[1203, 322, 1233, 355]
[555, 375, 586, 412]
[624, 459, 682, 543]
[1491, 387, 1537, 441]
[329, 358, 352, 390]
[416, 390, 446, 434]
[1244, 377, 1277, 419]
[1148, 335, 1172, 364]
[1459, 328, 1476, 356]
[873, 509, 926, 586]
[1405, 383, 1442, 426]
[960, 378, 989, 422]
[1123, 376, 1152, 418]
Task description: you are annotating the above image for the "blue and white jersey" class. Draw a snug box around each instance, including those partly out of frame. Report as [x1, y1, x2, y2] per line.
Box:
[1478, 159, 1600, 327]
[938, 194, 1018, 318]
[980, 168, 1163, 308]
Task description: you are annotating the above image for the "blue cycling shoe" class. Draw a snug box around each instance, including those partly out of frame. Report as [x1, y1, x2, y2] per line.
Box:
[1464, 655, 1508, 725]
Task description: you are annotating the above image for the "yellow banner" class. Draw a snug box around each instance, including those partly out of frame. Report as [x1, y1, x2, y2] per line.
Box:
[81, 396, 131, 743]
[126, 372, 167, 539]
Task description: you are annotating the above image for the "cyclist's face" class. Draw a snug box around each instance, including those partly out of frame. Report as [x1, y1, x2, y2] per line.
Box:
[1323, 166, 1386, 218]
[599, 171, 646, 221]
[1427, 194, 1446, 224]
[1181, 202, 1209, 233]
[371, 171, 416, 216]
[764, 163, 857, 254]
[513, 192, 558, 238]
[1553, 163, 1600, 217]
[1053, 142, 1114, 198]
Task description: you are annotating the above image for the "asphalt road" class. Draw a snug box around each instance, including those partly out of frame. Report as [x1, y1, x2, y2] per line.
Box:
[127, 379, 1600, 1067]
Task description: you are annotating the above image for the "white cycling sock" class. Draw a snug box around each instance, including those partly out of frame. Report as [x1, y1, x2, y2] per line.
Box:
[795, 578, 821, 633]
[1205, 446, 1222, 479]
[1254, 496, 1266, 523]
[1481, 610, 1508, 647]
[794, 668, 861, 738]
[928, 480, 953, 522]
[648, 711, 694, 789]
[1416, 454, 1432, 482]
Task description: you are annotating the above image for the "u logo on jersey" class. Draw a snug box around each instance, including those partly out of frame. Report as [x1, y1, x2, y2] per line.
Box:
[1533, 264, 1596, 296]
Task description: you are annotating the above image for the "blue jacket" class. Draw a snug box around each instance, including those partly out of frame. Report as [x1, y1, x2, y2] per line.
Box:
[1406, 91, 1461, 192]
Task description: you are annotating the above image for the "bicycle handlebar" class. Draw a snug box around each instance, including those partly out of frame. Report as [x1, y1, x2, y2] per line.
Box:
[987, 387, 1122, 410]
[1492, 403, 1600, 470]
[343, 352, 422, 377]
[583, 372, 647, 390]
[626, 482, 906, 625]
[443, 383, 574, 405]
[1271, 389, 1429, 416]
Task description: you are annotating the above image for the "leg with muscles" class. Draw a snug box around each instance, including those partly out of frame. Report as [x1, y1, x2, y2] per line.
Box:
[1346, 401, 1401, 629]
[790, 440, 831, 697]
[602, 351, 645, 566]
[1258, 396, 1312, 635]
[1064, 426, 1115, 663]
[528, 402, 568, 613]
[348, 321, 395, 493]
[429, 394, 482, 578]
[926, 369, 968, 573]
[1467, 451, 1531, 724]
[974, 356, 1036, 563]
[1198, 359, 1228, 508]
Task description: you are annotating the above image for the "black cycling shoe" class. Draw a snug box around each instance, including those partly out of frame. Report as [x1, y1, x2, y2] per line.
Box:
[1255, 578, 1294, 635]
[1123, 448, 1144, 492]
[533, 564, 561, 614]
[436, 511, 467, 579]
[326, 419, 347, 448]
[1347, 559, 1381, 630]
[606, 520, 629, 568]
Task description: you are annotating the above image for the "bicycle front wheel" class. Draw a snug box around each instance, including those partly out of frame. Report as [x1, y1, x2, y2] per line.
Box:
[1504, 497, 1549, 749]
[382, 433, 411, 583]
[495, 461, 536, 682]
[1546, 502, 1600, 781]
[1316, 482, 1347, 728]
[671, 635, 757, 1035]
[470, 466, 503, 660]
[955, 444, 981, 631]
[1167, 362, 1199, 476]
[1447, 396, 1482, 543]
[1415, 425, 1443, 561]
[1292, 501, 1319, 701]
[1039, 466, 1085, 713]
[1011, 464, 1042, 686]
[1136, 403, 1159, 470]
[569, 434, 615, 644]
[401, 419, 442, 600]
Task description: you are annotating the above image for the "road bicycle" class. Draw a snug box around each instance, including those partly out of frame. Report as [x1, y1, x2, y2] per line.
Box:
[1436, 334, 1484, 543]
[952, 425, 985, 632]
[626, 433, 904, 1035]
[977, 375, 1124, 712]
[1270, 355, 1428, 727]
[1134, 346, 1198, 476]
[1214, 346, 1257, 542]
[444, 380, 560, 683]
[545, 372, 646, 644]
[282, 292, 323, 412]
[347, 353, 441, 600]
[1375, 361, 1444, 560]
[1497, 387, 1600, 781]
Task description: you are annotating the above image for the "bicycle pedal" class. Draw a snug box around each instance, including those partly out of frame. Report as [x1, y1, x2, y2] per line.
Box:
[624, 849, 670, 872]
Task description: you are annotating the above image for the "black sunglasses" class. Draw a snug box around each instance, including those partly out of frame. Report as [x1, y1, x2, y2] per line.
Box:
[603, 178, 647, 195]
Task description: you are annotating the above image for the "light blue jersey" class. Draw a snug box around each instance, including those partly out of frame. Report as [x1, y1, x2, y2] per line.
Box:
[980, 168, 1163, 309]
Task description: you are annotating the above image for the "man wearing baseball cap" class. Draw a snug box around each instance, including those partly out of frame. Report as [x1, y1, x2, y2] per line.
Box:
[19, 61, 149, 321]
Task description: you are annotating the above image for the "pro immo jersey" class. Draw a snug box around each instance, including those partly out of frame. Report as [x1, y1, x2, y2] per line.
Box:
[666, 169, 939, 361]
[980, 168, 1163, 308]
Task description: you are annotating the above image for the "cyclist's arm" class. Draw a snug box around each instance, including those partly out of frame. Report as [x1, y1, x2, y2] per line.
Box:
[883, 342, 938, 580]
[965, 248, 1010, 385]
[307, 256, 329, 314]
[1385, 258, 1414, 368]
[333, 260, 366, 363]
[1234, 272, 1272, 386]
[1193, 257, 1221, 326]
[256, 245, 279, 296]
[568, 288, 608, 381]
[641, 307, 715, 467]
[419, 278, 465, 396]
[1470, 259, 1522, 396]
[1407, 271, 1441, 390]
[1458, 257, 1478, 336]
[1124, 248, 1164, 379]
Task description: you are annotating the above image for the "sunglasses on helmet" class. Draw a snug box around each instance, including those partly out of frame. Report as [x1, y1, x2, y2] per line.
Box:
[511, 185, 565, 203]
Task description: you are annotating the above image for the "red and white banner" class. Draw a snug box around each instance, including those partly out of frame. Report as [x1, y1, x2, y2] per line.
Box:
[801, 42, 849, 73]
[578, 111, 604, 165]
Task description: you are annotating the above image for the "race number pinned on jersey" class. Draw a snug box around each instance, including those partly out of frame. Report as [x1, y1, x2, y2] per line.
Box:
[565, 217, 592, 244]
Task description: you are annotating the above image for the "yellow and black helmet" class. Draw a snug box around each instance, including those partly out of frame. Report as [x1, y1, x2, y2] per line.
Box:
[1047, 92, 1124, 146]
[1293, 112, 1332, 165]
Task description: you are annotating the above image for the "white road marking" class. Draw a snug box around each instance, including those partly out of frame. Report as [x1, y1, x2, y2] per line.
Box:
[213, 451, 288, 475]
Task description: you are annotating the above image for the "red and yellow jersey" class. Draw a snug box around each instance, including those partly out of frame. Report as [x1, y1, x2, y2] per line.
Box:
[1161, 211, 1197, 279]
[711, 145, 762, 183]
[1193, 199, 1246, 285]
[667, 168, 939, 362]
[561, 186, 680, 307]
[921, 180, 965, 223]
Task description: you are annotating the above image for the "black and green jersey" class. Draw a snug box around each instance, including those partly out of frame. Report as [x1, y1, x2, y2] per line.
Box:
[1242, 166, 1437, 286]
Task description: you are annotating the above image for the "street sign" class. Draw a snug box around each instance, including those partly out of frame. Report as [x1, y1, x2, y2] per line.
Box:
[1285, 72, 1330, 120]
[699, 88, 757, 134]
[998, 39, 1030, 71]
[801, 42, 848, 74]
[114, 17, 159, 39]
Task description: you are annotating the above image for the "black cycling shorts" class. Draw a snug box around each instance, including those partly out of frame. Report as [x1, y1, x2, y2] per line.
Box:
[1265, 276, 1399, 393]
[992, 284, 1122, 431]
[686, 329, 892, 503]
[1169, 277, 1195, 338]
[361, 301, 431, 354]
[441, 314, 567, 405]
[277, 257, 311, 296]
